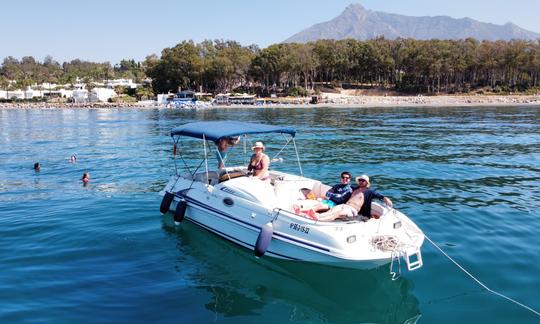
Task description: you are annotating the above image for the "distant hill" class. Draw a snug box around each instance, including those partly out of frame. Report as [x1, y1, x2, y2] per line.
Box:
[285, 4, 540, 43]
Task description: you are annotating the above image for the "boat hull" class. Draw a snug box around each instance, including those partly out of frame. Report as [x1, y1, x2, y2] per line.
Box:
[161, 173, 425, 270]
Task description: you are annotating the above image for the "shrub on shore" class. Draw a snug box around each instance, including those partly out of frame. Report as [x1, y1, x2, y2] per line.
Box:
[109, 95, 137, 103]
[285, 87, 309, 97]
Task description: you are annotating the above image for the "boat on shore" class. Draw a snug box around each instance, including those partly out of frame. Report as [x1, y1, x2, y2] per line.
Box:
[159, 121, 424, 271]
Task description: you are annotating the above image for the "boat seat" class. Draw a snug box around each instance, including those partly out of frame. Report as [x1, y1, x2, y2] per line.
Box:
[273, 178, 333, 210]
[311, 181, 332, 198]
[370, 202, 386, 218]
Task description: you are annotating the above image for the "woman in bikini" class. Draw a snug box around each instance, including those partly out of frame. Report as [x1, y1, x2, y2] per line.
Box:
[247, 141, 270, 180]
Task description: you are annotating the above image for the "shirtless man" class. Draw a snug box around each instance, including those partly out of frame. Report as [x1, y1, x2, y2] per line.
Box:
[355, 174, 392, 217]
[317, 186, 365, 221]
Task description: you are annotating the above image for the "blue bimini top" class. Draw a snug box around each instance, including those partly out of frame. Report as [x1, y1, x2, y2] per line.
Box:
[171, 121, 296, 144]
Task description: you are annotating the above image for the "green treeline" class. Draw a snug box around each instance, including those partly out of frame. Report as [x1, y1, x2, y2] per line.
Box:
[3, 38, 540, 95]
[147, 38, 540, 95]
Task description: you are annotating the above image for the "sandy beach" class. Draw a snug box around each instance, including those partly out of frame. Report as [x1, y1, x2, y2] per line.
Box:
[1, 94, 540, 109]
[312, 93, 540, 108]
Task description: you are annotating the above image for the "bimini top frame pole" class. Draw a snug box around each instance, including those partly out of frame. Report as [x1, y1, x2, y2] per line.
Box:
[291, 137, 303, 177]
[202, 134, 209, 180]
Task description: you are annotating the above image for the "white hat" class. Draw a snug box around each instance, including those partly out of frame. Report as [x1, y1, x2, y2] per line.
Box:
[356, 174, 370, 186]
[252, 141, 265, 150]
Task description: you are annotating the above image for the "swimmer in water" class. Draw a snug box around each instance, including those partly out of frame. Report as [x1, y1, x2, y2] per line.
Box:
[33, 162, 41, 171]
[70, 154, 77, 163]
[82, 172, 90, 183]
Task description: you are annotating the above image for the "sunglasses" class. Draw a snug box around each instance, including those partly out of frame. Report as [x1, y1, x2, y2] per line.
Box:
[341, 176, 350, 180]
[357, 179, 367, 182]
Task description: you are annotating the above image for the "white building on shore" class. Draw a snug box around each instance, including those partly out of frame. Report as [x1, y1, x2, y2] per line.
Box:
[25, 86, 73, 99]
[24, 87, 45, 99]
[0, 89, 25, 100]
[72, 89, 89, 103]
[106, 79, 137, 89]
[1, 77, 134, 101]
[89, 88, 117, 102]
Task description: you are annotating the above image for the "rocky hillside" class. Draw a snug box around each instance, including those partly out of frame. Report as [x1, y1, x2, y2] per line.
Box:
[285, 4, 540, 42]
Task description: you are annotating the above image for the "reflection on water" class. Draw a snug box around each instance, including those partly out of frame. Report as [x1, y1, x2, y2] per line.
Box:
[163, 219, 420, 323]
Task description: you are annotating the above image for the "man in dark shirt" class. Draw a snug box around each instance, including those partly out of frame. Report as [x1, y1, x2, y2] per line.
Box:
[355, 175, 393, 218]
[324, 171, 353, 204]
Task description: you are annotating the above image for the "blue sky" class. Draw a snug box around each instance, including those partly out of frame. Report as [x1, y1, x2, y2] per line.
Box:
[1, 0, 539, 64]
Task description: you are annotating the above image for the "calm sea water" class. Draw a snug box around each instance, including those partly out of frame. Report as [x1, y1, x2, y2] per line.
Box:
[1, 106, 539, 323]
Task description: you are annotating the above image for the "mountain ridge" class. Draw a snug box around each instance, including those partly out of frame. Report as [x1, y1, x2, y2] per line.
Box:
[285, 4, 540, 43]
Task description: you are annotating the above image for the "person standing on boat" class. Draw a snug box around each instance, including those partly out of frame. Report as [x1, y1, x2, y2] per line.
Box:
[247, 141, 270, 180]
[323, 171, 353, 205]
[216, 136, 239, 168]
[355, 175, 393, 218]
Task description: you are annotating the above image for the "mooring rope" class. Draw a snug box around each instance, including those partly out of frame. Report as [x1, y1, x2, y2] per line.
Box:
[372, 235, 401, 251]
[424, 234, 540, 317]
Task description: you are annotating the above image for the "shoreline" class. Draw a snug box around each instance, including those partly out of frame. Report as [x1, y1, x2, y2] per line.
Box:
[1, 94, 540, 109]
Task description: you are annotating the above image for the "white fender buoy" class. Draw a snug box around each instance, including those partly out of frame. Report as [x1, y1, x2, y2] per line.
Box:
[254, 222, 273, 257]
[174, 199, 187, 224]
[160, 192, 174, 214]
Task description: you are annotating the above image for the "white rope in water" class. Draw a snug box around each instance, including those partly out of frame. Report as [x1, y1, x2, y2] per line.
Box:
[424, 234, 540, 317]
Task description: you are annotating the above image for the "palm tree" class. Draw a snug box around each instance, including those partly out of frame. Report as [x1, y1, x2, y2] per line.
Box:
[136, 85, 154, 100]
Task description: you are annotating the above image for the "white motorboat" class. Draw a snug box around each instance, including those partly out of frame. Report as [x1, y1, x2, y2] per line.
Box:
[159, 121, 424, 271]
